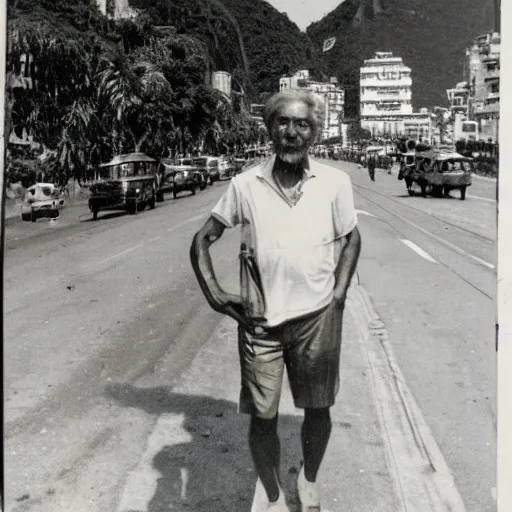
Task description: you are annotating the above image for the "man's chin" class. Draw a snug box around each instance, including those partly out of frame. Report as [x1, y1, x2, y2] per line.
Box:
[277, 151, 307, 164]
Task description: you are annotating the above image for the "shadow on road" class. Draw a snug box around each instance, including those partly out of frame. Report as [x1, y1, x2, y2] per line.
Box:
[105, 384, 304, 512]
[80, 211, 130, 222]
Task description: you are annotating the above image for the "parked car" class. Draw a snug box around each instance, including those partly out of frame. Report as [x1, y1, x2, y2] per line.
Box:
[218, 156, 237, 180]
[156, 159, 202, 200]
[21, 183, 65, 222]
[193, 156, 219, 183]
[88, 152, 157, 220]
[174, 158, 207, 190]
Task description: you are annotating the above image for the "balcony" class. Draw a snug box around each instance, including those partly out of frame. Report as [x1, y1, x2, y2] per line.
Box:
[360, 77, 412, 88]
[484, 69, 500, 81]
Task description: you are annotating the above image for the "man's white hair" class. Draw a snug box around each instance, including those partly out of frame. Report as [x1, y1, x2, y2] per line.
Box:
[263, 89, 326, 133]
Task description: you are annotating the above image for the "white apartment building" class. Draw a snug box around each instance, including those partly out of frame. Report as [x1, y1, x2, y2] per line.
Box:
[360, 52, 414, 137]
[279, 71, 345, 140]
[465, 32, 500, 141]
[446, 81, 471, 114]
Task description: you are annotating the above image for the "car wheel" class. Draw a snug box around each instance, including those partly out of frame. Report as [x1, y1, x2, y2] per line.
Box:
[31, 210, 37, 222]
[127, 201, 137, 214]
[21, 212, 31, 221]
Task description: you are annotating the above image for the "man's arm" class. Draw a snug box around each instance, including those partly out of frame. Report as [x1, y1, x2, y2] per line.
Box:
[333, 226, 361, 306]
[190, 216, 250, 328]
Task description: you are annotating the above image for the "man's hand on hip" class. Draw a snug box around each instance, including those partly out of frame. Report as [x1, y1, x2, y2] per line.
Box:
[216, 292, 253, 331]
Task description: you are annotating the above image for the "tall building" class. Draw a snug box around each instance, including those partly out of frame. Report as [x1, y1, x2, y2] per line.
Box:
[465, 32, 500, 141]
[446, 81, 471, 114]
[359, 51, 431, 140]
[211, 71, 232, 97]
[279, 71, 345, 141]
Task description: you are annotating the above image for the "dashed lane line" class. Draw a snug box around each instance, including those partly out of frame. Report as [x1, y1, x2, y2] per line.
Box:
[355, 188, 495, 270]
[356, 209, 376, 217]
[467, 194, 496, 202]
[100, 244, 142, 264]
[400, 239, 438, 263]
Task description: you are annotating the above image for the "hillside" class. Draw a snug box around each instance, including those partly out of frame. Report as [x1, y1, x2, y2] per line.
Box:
[129, 0, 325, 99]
[307, 0, 495, 115]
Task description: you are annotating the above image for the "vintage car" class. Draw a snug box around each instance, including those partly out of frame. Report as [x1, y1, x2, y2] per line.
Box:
[218, 156, 237, 180]
[88, 152, 157, 220]
[406, 148, 473, 200]
[156, 159, 203, 200]
[193, 156, 220, 183]
[21, 183, 65, 222]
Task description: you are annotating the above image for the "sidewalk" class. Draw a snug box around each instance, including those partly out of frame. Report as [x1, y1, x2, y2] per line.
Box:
[116, 283, 465, 512]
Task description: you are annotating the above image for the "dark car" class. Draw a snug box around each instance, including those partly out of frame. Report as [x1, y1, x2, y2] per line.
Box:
[88, 153, 157, 220]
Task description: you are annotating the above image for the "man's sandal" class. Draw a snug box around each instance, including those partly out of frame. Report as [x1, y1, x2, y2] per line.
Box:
[297, 466, 321, 511]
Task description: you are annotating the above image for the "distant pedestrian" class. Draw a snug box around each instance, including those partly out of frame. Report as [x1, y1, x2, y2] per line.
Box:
[368, 154, 376, 181]
[190, 89, 361, 511]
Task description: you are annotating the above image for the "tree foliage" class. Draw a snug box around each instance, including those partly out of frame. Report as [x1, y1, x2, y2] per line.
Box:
[6, 0, 262, 186]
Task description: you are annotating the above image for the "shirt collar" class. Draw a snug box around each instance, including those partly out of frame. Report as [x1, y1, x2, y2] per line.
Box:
[257, 154, 316, 183]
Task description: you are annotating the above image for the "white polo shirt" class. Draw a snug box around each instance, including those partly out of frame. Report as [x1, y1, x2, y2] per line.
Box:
[211, 155, 358, 327]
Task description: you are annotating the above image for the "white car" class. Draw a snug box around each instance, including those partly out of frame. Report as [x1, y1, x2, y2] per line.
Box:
[21, 183, 65, 222]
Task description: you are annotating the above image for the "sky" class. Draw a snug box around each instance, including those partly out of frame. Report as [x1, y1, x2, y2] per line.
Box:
[264, 0, 344, 31]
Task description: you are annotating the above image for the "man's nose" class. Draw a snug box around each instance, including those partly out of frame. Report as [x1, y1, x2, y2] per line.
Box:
[285, 122, 297, 137]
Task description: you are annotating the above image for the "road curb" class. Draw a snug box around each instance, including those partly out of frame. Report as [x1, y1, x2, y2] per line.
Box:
[348, 284, 468, 512]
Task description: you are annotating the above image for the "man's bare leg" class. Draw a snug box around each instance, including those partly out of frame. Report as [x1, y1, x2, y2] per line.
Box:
[301, 407, 332, 482]
[249, 414, 281, 502]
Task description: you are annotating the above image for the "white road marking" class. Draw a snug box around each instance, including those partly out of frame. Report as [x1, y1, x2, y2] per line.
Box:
[356, 209, 376, 217]
[400, 239, 438, 263]
[167, 212, 207, 233]
[148, 236, 161, 242]
[467, 194, 496, 202]
[100, 244, 142, 264]
[396, 212, 495, 270]
[472, 174, 496, 183]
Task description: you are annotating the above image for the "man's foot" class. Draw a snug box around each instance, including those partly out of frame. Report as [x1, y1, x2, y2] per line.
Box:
[267, 488, 290, 511]
[297, 466, 320, 511]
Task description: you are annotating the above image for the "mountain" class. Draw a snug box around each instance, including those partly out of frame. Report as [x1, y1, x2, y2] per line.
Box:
[307, 0, 495, 115]
[129, 0, 325, 99]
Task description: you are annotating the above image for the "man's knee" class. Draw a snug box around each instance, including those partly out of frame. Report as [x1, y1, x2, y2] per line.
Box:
[250, 414, 279, 437]
[304, 407, 331, 425]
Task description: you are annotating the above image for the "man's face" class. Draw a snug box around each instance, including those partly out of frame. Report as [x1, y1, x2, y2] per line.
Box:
[271, 101, 316, 164]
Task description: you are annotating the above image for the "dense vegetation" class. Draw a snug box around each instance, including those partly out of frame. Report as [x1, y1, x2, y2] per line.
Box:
[6, 0, 266, 186]
[307, 0, 495, 116]
[129, 0, 326, 99]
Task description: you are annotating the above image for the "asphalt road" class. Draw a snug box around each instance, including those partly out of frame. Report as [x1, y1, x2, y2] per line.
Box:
[4, 162, 496, 512]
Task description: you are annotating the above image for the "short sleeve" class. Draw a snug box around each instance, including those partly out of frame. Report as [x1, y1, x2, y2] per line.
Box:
[211, 178, 241, 228]
[333, 173, 358, 238]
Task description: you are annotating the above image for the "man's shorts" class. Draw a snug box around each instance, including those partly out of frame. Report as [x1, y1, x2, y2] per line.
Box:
[237, 300, 343, 419]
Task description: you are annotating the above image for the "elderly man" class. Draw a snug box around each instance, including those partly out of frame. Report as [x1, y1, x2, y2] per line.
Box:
[190, 90, 361, 511]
